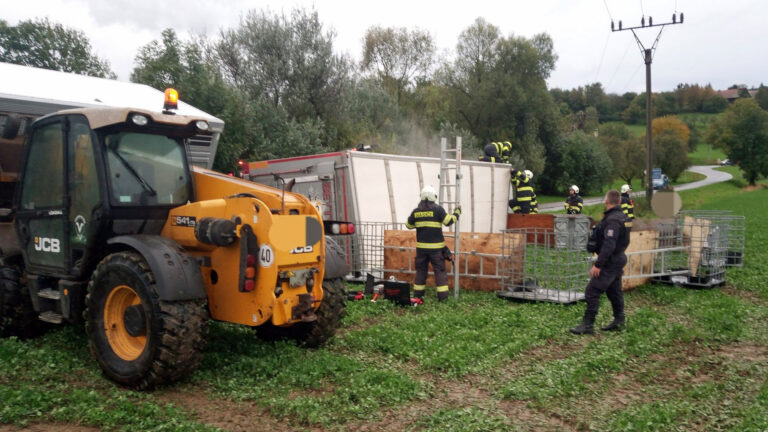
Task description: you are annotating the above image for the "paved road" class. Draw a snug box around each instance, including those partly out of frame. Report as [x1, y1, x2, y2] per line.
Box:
[538, 165, 733, 212]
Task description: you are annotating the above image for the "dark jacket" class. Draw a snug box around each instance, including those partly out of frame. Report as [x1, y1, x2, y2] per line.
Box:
[406, 201, 460, 251]
[565, 194, 584, 214]
[621, 193, 635, 220]
[594, 206, 631, 271]
[479, 143, 500, 163]
[510, 171, 537, 214]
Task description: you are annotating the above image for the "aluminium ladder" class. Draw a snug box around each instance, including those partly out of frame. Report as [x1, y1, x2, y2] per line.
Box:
[438, 137, 462, 299]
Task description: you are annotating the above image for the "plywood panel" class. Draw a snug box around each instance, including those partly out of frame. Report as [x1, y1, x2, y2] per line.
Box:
[684, 216, 710, 277]
[351, 157, 391, 223]
[382, 230, 521, 292]
[622, 229, 658, 291]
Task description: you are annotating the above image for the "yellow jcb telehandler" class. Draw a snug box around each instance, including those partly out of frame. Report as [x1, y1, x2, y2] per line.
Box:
[0, 89, 347, 389]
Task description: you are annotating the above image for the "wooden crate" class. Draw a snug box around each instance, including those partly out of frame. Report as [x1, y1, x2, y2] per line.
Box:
[382, 230, 523, 292]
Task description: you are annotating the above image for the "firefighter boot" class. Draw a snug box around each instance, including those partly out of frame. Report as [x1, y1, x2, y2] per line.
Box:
[437, 290, 450, 302]
[569, 313, 595, 335]
[600, 316, 626, 332]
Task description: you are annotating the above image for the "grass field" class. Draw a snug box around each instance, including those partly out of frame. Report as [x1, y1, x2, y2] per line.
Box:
[1, 174, 767, 431]
[689, 144, 727, 165]
[601, 121, 646, 137]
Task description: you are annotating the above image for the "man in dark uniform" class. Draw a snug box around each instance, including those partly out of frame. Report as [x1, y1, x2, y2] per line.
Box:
[570, 189, 631, 334]
[406, 185, 461, 301]
[620, 184, 635, 222]
[564, 185, 583, 214]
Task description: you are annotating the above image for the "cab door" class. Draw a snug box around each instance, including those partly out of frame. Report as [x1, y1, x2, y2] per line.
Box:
[15, 118, 69, 272]
[67, 116, 102, 272]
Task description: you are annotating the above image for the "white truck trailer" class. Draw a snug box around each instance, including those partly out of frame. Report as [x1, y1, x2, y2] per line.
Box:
[0, 62, 223, 171]
[243, 150, 512, 233]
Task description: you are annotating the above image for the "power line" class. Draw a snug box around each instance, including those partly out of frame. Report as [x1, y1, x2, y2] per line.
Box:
[621, 64, 643, 92]
[605, 39, 633, 90]
[602, 0, 614, 21]
[610, 10, 684, 200]
[593, 33, 611, 83]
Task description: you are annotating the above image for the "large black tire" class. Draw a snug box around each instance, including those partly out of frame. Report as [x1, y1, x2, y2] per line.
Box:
[0, 265, 47, 338]
[84, 252, 207, 390]
[256, 278, 347, 348]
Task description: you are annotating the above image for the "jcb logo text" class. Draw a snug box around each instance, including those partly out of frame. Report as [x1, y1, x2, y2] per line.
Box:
[289, 246, 313, 254]
[34, 237, 61, 253]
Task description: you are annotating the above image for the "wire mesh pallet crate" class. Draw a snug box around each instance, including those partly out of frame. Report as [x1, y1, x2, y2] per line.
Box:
[652, 215, 729, 288]
[678, 210, 745, 267]
[497, 226, 591, 304]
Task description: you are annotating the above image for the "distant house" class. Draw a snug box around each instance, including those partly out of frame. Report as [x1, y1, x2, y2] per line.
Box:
[717, 88, 755, 102]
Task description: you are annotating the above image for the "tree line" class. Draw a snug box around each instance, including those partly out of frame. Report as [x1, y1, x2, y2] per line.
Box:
[2, 13, 766, 193]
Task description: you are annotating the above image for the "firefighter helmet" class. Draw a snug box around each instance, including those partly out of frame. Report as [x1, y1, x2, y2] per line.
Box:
[570, 185, 579, 194]
[524, 169, 533, 180]
[420, 185, 437, 202]
[621, 184, 631, 194]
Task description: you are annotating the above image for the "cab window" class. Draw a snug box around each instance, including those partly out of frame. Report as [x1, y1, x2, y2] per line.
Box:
[104, 132, 190, 206]
[20, 122, 64, 209]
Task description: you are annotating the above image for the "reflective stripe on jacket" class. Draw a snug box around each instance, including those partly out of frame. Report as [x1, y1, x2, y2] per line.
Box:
[406, 201, 460, 250]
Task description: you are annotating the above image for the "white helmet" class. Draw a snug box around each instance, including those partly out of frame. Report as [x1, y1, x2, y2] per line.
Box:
[621, 184, 631, 194]
[524, 169, 533, 179]
[570, 185, 579, 194]
[420, 185, 437, 202]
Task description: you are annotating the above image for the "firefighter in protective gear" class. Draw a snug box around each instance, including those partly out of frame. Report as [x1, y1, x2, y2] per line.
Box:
[479, 141, 513, 163]
[509, 169, 538, 214]
[620, 184, 635, 222]
[499, 141, 513, 163]
[478, 142, 500, 162]
[570, 190, 631, 335]
[406, 185, 461, 301]
[564, 185, 584, 214]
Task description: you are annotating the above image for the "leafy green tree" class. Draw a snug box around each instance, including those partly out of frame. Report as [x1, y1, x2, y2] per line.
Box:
[621, 94, 647, 124]
[599, 123, 645, 186]
[216, 9, 351, 126]
[131, 28, 325, 172]
[653, 129, 690, 182]
[707, 98, 768, 185]
[335, 77, 401, 147]
[0, 18, 115, 78]
[582, 106, 599, 134]
[737, 88, 751, 99]
[701, 93, 728, 113]
[439, 18, 559, 177]
[655, 92, 677, 116]
[550, 131, 613, 195]
[754, 84, 768, 111]
[361, 26, 435, 105]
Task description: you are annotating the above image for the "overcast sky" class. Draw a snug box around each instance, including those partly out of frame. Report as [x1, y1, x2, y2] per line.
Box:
[5, 0, 766, 94]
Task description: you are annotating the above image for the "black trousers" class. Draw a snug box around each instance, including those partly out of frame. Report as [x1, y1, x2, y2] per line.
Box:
[584, 267, 624, 322]
[414, 250, 448, 286]
[414, 250, 449, 300]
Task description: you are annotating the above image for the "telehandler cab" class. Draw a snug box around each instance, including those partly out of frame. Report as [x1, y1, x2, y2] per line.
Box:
[0, 89, 347, 389]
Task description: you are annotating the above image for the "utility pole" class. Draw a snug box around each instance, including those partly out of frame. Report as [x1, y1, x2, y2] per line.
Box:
[612, 12, 684, 201]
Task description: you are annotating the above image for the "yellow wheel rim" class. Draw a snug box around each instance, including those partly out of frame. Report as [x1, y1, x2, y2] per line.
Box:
[104, 285, 146, 361]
